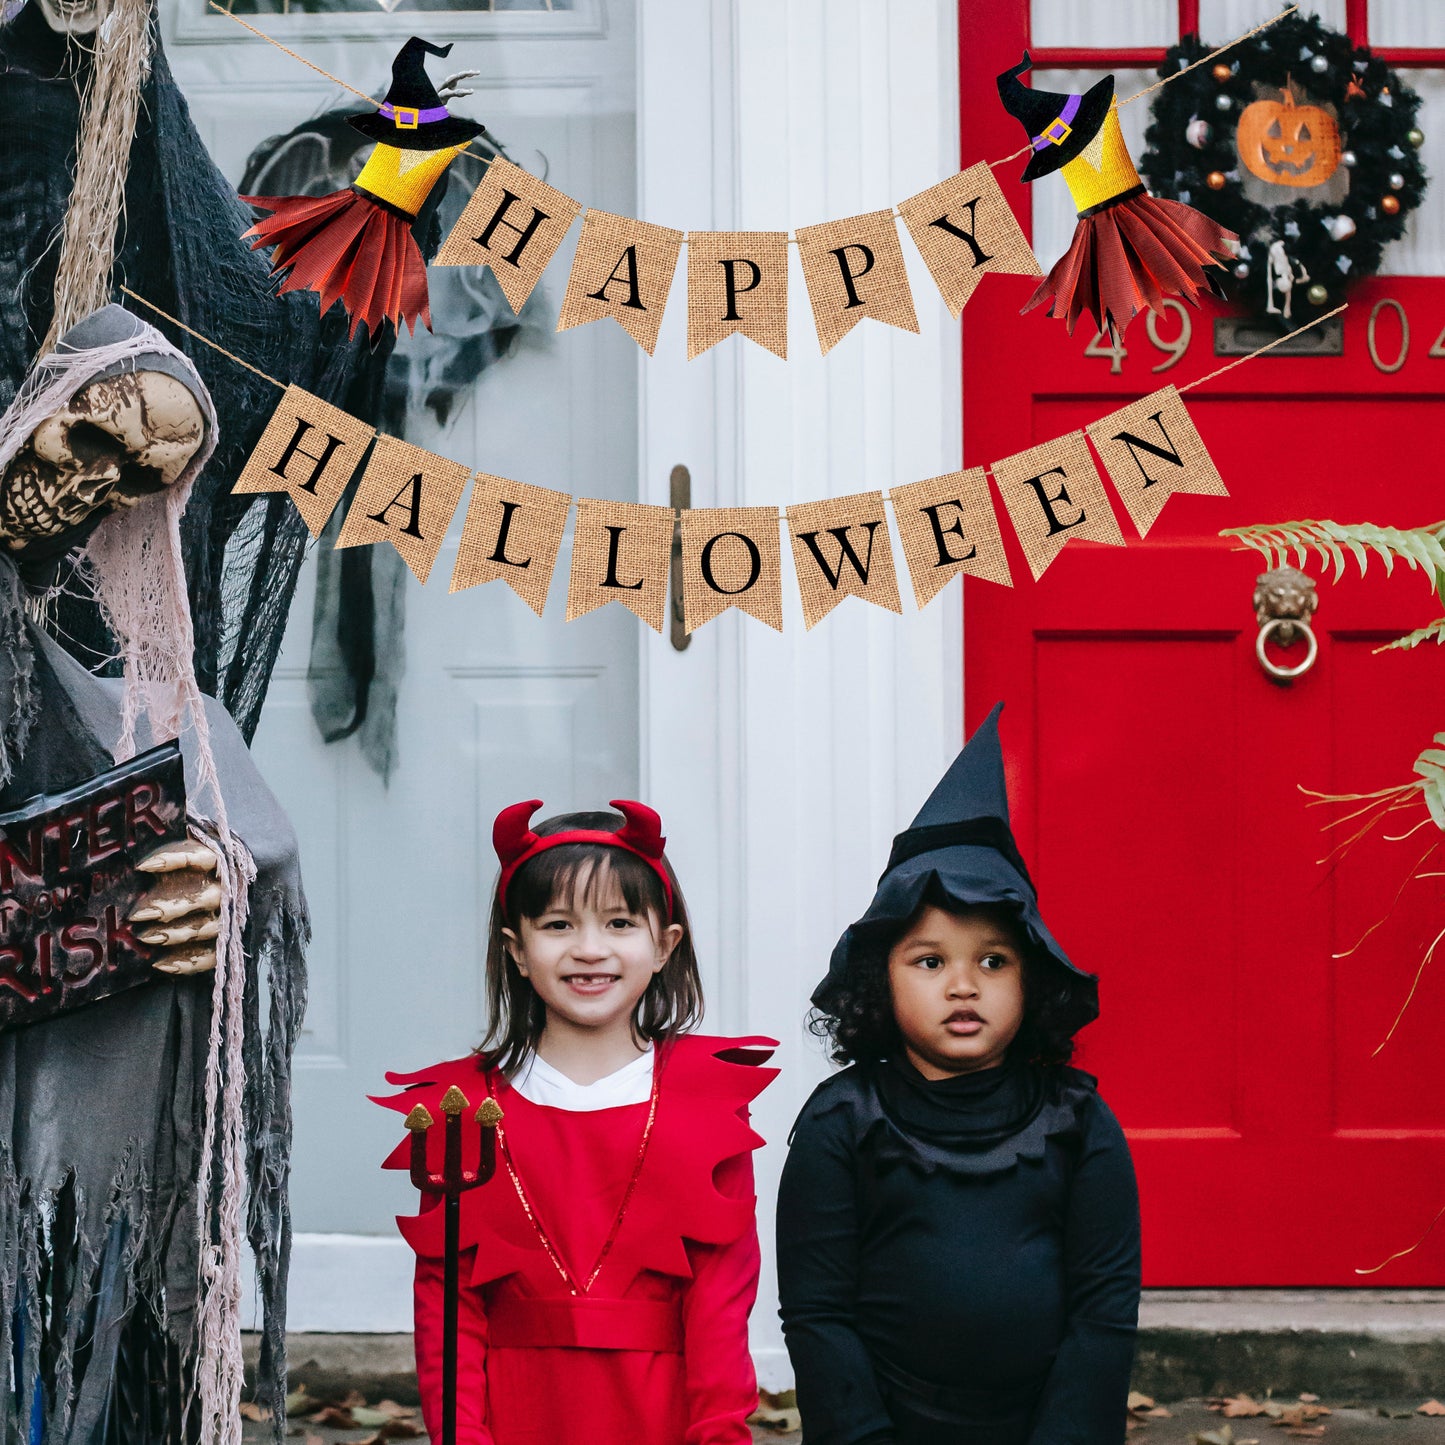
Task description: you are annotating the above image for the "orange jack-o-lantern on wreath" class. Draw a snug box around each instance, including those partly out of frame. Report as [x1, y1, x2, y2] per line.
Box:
[1237, 82, 1342, 188]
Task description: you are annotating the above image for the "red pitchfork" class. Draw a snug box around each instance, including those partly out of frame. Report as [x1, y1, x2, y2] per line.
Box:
[406, 1087, 503, 1445]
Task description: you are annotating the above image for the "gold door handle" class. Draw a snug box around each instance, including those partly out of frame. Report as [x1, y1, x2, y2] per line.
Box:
[1253, 565, 1319, 682]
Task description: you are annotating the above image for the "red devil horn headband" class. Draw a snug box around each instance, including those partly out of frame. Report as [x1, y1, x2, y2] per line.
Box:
[493, 799, 673, 919]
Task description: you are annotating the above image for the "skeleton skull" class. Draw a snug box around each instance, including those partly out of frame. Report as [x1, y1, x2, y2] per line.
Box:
[0, 370, 205, 549]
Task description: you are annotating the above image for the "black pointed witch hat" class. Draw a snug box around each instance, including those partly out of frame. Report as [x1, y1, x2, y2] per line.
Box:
[997, 52, 1114, 184]
[813, 701, 1099, 1038]
[349, 37, 485, 150]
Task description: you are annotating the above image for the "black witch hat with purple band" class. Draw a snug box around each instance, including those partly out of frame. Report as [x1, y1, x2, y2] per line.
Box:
[813, 701, 1099, 1038]
[998, 51, 1114, 184]
[349, 37, 485, 150]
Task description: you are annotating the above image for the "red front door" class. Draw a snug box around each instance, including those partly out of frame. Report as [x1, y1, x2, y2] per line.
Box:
[959, 5, 1445, 1284]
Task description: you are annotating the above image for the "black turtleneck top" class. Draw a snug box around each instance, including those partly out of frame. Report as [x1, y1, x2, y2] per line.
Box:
[776, 1059, 1140, 1445]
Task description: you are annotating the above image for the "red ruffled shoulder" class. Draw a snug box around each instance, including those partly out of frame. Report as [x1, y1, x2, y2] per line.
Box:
[371, 1034, 778, 1294]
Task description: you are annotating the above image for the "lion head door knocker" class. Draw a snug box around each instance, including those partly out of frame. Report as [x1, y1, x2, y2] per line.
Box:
[1253, 565, 1320, 682]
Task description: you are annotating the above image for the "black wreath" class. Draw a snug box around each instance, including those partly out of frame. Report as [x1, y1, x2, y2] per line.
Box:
[1141, 13, 1426, 320]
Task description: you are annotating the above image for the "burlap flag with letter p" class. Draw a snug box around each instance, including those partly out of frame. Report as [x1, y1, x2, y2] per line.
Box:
[679, 506, 784, 632]
[434, 158, 582, 314]
[795, 211, 919, 356]
[450, 475, 572, 615]
[786, 491, 903, 629]
[897, 163, 1041, 316]
[232, 384, 375, 538]
[686, 232, 789, 360]
[989, 432, 1125, 582]
[889, 470, 1012, 606]
[334, 435, 472, 585]
[557, 210, 684, 356]
[1085, 385, 1228, 537]
[566, 498, 675, 632]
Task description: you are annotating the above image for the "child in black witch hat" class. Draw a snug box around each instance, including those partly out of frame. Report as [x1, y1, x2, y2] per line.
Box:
[777, 703, 1141, 1445]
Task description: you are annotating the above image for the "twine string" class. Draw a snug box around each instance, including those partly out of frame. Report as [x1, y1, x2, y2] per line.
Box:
[1177, 303, 1346, 393]
[119, 286, 286, 389]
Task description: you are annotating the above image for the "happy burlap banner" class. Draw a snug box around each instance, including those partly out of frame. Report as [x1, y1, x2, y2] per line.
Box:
[679, 506, 785, 632]
[450, 474, 572, 614]
[686, 232, 790, 361]
[786, 491, 902, 629]
[889, 469, 1013, 605]
[565, 498, 676, 632]
[557, 209, 685, 356]
[795, 211, 920, 357]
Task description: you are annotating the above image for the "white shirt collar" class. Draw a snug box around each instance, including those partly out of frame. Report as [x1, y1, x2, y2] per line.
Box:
[510, 1045, 655, 1111]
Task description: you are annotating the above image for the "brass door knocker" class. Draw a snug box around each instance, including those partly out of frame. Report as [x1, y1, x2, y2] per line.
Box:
[1253, 565, 1319, 681]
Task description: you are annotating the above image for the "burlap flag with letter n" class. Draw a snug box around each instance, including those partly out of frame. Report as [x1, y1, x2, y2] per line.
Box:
[795, 211, 919, 356]
[989, 432, 1125, 582]
[334, 435, 473, 585]
[232, 384, 375, 538]
[897, 163, 1042, 317]
[1084, 384, 1228, 537]
[434, 157, 583, 314]
[557, 210, 685, 356]
[566, 498, 676, 632]
[889, 469, 1012, 606]
[679, 506, 784, 632]
[450, 475, 572, 615]
[686, 232, 790, 360]
[786, 491, 903, 629]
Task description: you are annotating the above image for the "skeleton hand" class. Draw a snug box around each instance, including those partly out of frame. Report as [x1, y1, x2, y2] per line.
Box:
[437, 69, 481, 102]
[133, 836, 224, 977]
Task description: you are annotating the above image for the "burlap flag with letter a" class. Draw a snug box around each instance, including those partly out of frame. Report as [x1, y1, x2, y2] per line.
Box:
[785, 491, 903, 629]
[686, 232, 789, 360]
[434, 158, 582, 314]
[889, 469, 1012, 606]
[679, 506, 784, 632]
[897, 163, 1041, 316]
[989, 432, 1125, 582]
[1085, 384, 1228, 537]
[450, 475, 572, 615]
[557, 210, 684, 356]
[334, 435, 472, 585]
[795, 211, 920, 356]
[232, 384, 375, 537]
[566, 498, 676, 632]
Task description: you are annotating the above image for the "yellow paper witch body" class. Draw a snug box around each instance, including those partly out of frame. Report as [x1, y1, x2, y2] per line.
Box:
[998, 54, 1237, 341]
[242, 37, 483, 341]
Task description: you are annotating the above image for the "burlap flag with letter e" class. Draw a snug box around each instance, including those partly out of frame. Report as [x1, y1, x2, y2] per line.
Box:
[435, 158, 583, 314]
[334, 435, 472, 585]
[450, 475, 572, 614]
[889, 470, 1012, 606]
[686, 232, 789, 360]
[795, 211, 920, 356]
[566, 498, 675, 631]
[1085, 385, 1228, 537]
[989, 432, 1125, 582]
[557, 210, 684, 356]
[786, 491, 902, 629]
[897, 163, 1041, 316]
[679, 507, 784, 632]
[233, 385, 375, 538]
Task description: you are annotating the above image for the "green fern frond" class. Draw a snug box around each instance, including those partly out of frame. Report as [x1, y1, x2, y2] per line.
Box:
[1221, 520, 1445, 587]
[1376, 617, 1445, 652]
[1416, 735, 1445, 831]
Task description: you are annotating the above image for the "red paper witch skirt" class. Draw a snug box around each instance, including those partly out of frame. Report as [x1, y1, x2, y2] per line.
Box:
[1024, 191, 1237, 342]
[241, 187, 432, 340]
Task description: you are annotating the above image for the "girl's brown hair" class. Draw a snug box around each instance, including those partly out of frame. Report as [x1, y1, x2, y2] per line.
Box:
[477, 810, 704, 1073]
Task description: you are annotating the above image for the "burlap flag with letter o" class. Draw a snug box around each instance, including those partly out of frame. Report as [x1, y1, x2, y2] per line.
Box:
[450, 475, 572, 614]
[795, 211, 920, 356]
[989, 432, 1125, 582]
[897, 163, 1042, 317]
[334, 435, 472, 585]
[685, 232, 789, 360]
[232, 384, 375, 538]
[1085, 384, 1228, 537]
[889, 470, 1012, 606]
[566, 498, 675, 632]
[434, 158, 582, 314]
[785, 491, 903, 629]
[679, 506, 784, 632]
[557, 210, 684, 356]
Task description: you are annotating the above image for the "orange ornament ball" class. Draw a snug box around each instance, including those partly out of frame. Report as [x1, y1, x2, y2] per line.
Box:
[1382, 194, 1402, 215]
[1206, 170, 1227, 190]
[1212, 63, 1232, 82]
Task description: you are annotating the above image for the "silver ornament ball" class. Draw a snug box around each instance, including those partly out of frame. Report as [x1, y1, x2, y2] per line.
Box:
[1310, 53, 1329, 74]
[1215, 93, 1233, 112]
[1307, 283, 1329, 306]
[1342, 150, 1357, 168]
[1408, 128, 1425, 148]
[1390, 171, 1405, 190]
[1234, 263, 1250, 279]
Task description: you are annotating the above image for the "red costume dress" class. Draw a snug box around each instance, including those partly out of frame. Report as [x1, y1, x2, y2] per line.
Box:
[375, 1034, 778, 1445]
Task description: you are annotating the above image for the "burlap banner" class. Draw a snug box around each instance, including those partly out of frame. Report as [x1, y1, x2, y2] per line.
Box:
[889, 469, 1012, 606]
[334, 435, 472, 585]
[795, 211, 920, 356]
[686, 232, 790, 361]
[450, 475, 572, 614]
[679, 506, 785, 632]
[232, 385, 376, 538]
[434, 157, 582, 314]
[557, 209, 685, 356]
[1085, 384, 1229, 538]
[786, 491, 902, 629]
[566, 498, 676, 632]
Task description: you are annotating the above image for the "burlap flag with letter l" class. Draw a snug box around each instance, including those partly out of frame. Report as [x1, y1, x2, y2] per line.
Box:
[785, 491, 903, 629]
[679, 506, 785, 632]
[566, 498, 676, 631]
[557, 210, 685, 355]
[1084, 385, 1228, 537]
[232, 384, 375, 538]
[450, 475, 573, 615]
[889, 470, 1013, 606]
[685, 232, 790, 360]
[795, 211, 920, 356]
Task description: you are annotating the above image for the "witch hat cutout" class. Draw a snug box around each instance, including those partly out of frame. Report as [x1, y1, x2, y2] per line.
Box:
[350, 38, 484, 150]
[997, 52, 1114, 184]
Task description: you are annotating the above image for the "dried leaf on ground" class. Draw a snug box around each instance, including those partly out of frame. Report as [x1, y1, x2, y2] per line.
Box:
[349, 1407, 392, 1429]
[1129, 1393, 1157, 1412]
[374, 1401, 414, 1419]
[286, 1388, 321, 1418]
[1299, 1394, 1320, 1403]
[1217, 1396, 1268, 1419]
[1282, 1429, 1324, 1440]
[309, 1406, 357, 1429]
[377, 1421, 422, 1441]
[1146, 1407, 1173, 1418]
[341, 1390, 367, 1408]
[1194, 1428, 1238, 1445]
[1420, 1399, 1445, 1416]
[238, 1403, 271, 1422]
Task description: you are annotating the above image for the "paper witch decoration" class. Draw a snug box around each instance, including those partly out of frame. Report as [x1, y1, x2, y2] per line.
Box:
[241, 37, 483, 341]
[998, 54, 1237, 340]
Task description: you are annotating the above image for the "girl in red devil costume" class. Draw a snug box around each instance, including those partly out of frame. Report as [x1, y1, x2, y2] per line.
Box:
[374, 801, 778, 1445]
